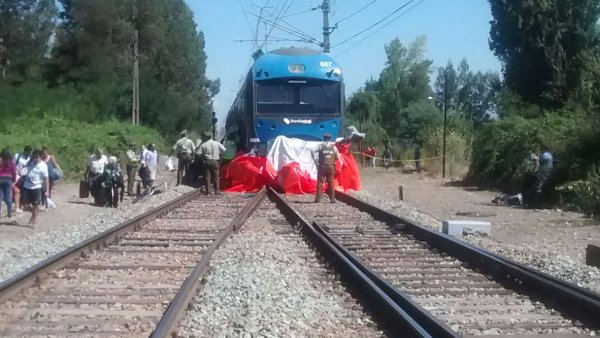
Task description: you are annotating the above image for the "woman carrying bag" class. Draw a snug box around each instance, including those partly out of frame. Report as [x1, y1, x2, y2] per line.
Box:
[41, 147, 63, 206]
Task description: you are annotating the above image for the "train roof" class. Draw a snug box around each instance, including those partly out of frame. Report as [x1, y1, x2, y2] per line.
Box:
[253, 47, 342, 81]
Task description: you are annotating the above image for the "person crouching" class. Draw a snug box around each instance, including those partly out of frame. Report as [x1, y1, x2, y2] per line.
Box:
[103, 156, 124, 207]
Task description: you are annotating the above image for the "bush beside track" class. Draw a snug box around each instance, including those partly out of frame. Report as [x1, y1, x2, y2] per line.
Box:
[0, 115, 166, 180]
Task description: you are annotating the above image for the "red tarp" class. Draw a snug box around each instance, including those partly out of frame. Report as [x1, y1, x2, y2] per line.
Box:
[221, 143, 361, 194]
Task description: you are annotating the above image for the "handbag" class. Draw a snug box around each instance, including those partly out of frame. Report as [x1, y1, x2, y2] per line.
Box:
[50, 167, 63, 181]
[16, 176, 26, 189]
[48, 160, 62, 181]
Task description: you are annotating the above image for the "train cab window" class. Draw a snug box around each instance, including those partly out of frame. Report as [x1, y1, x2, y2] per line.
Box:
[299, 82, 339, 113]
[256, 83, 293, 104]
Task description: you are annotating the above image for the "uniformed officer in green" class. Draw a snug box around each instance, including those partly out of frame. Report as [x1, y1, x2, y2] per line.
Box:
[169, 130, 195, 186]
[197, 131, 226, 195]
[125, 143, 139, 196]
[312, 133, 342, 203]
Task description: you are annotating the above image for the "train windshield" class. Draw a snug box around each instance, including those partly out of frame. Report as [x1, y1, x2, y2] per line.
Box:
[256, 79, 340, 116]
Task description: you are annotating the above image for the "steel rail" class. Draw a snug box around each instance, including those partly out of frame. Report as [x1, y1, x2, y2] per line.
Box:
[335, 191, 600, 328]
[151, 188, 267, 338]
[268, 188, 432, 337]
[311, 221, 459, 338]
[0, 189, 204, 303]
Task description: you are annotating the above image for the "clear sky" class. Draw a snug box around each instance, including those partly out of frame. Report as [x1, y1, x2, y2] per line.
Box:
[186, 0, 502, 126]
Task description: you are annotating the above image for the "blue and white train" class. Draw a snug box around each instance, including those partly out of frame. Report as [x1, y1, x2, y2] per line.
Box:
[224, 47, 344, 157]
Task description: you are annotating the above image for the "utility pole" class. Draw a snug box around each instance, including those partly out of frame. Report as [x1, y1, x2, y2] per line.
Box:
[321, 0, 331, 53]
[442, 70, 448, 179]
[211, 100, 217, 140]
[132, 30, 140, 125]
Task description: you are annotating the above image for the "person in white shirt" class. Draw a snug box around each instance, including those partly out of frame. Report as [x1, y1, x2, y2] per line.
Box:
[20, 150, 49, 226]
[84, 148, 108, 205]
[13, 145, 32, 176]
[141, 143, 158, 189]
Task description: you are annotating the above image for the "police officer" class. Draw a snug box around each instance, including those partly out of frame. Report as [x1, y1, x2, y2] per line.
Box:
[312, 133, 342, 203]
[169, 130, 195, 186]
[197, 131, 226, 195]
[125, 143, 138, 196]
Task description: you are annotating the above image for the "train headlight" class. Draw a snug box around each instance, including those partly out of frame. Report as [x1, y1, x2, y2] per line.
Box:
[288, 64, 305, 73]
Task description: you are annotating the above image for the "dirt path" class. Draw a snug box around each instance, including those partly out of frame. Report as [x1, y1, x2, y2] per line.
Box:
[359, 167, 600, 264]
[0, 168, 177, 242]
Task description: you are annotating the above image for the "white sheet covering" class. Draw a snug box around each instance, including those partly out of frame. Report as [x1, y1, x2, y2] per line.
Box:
[267, 136, 321, 180]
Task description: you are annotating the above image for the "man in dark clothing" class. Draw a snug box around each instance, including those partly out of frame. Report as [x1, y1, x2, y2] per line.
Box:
[312, 133, 342, 203]
[383, 146, 393, 170]
[414, 145, 421, 173]
[534, 148, 554, 208]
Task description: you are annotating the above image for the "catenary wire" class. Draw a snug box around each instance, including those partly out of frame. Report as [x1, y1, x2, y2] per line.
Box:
[331, 0, 416, 48]
[334, 0, 425, 56]
[334, 0, 377, 25]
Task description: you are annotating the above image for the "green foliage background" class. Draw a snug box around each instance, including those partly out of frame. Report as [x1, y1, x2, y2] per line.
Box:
[0, 0, 214, 180]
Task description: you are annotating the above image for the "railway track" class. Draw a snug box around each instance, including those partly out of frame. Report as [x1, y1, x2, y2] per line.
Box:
[0, 188, 439, 337]
[3, 187, 598, 337]
[277, 190, 600, 337]
[0, 190, 264, 337]
[177, 199, 391, 337]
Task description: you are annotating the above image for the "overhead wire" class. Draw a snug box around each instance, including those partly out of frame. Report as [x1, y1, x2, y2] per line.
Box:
[247, 11, 320, 45]
[335, 0, 426, 57]
[237, 0, 256, 37]
[282, 5, 319, 18]
[250, 3, 317, 44]
[248, 12, 315, 43]
[262, 0, 294, 49]
[334, 0, 377, 25]
[331, 0, 416, 48]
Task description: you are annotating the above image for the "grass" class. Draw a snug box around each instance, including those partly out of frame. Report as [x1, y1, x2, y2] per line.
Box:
[0, 116, 167, 180]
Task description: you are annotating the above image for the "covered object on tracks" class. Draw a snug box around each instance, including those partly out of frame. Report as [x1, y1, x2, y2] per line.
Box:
[221, 135, 360, 194]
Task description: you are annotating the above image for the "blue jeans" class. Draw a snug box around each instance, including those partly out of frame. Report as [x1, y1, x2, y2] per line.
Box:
[0, 178, 13, 217]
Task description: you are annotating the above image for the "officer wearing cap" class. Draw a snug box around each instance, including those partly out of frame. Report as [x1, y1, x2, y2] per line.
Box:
[125, 142, 139, 196]
[169, 130, 195, 186]
[197, 130, 226, 195]
[311, 133, 342, 203]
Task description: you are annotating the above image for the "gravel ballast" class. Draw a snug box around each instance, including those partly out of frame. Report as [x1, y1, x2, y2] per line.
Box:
[179, 202, 385, 337]
[0, 185, 195, 283]
[351, 189, 600, 295]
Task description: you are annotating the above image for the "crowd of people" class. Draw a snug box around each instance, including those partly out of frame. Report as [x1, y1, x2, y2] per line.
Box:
[83, 142, 160, 208]
[0, 146, 63, 225]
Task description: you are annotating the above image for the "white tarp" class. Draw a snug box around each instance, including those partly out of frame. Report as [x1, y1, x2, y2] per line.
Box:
[267, 136, 321, 180]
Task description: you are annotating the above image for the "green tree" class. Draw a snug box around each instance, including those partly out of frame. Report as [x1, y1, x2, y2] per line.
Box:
[0, 0, 57, 81]
[46, 0, 216, 136]
[489, 0, 600, 107]
[434, 61, 458, 110]
[375, 36, 433, 142]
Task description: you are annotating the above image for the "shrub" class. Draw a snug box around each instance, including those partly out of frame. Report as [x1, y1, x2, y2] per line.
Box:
[468, 112, 582, 190]
[557, 166, 600, 217]
[0, 116, 166, 180]
[422, 126, 471, 178]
